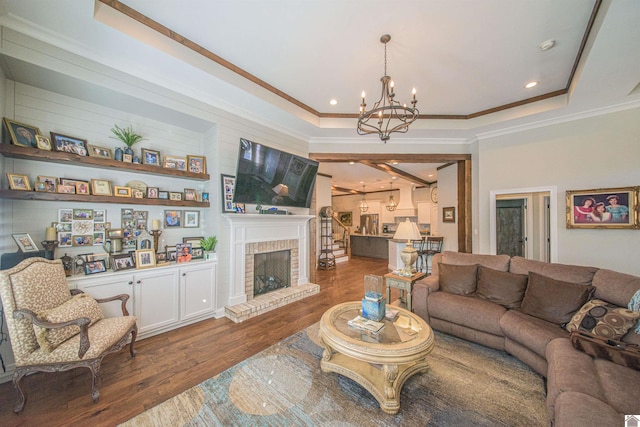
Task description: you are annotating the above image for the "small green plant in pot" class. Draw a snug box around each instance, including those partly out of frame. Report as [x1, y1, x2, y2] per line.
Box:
[110, 124, 145, 156]
[201, 236, 218, 261]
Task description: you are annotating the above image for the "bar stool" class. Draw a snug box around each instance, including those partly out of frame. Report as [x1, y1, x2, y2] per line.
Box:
[424, 237, 443, 275]
[413, 238, 427, 273]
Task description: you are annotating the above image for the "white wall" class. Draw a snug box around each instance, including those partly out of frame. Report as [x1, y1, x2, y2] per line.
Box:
[437, 163, 459, 252]
[477, 107, 640, 275]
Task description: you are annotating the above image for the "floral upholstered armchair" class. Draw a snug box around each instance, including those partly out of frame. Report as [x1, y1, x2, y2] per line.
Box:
[0, 258, 137, 413]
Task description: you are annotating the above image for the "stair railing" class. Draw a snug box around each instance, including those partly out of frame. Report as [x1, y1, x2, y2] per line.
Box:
[332, 213, 351, 259]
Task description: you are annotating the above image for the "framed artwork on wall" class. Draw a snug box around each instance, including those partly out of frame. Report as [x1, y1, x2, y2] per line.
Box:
[443, 207, 455, 223]
[566, 186, 639, 229]
[221, 174, 236, 213]
[338, 212, 352, 226]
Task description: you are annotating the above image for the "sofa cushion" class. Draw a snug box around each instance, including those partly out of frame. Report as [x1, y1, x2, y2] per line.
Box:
[565, 299, 640, 340]
[428, 292, 506, 335]
[520, 272, 595, 325]
[554, 391, 622, 427]
[509, 256, 597, 285]
[33, 293, 104, 352]
[440, 251, 511, 272]
[545, 338, 604, 419]
[476, 265, 528, 309]
[594, 357, 640, 414]
[501, 310, 569, 358]
[592, 268, 640, 307]
[439, 263, 478, 296]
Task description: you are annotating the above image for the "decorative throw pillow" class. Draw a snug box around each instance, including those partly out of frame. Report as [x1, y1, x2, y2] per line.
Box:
[438, 263, 478, 296]
[476, 265, 529, 309]
[565, 299, 640, 340]
[33, 293, 104, 353]
[520, 272, 595, 324]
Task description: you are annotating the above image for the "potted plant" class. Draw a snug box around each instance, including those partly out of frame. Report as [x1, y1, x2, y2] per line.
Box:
[200, 236, 218, 261]
[110, 124, 145, 158]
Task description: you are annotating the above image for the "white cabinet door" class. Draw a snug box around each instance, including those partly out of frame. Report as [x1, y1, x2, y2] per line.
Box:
[134, 268, 180, 335]
[418, 202, 432, 224]
[73, 274, 134, 318]
[180, 262, 216, 321]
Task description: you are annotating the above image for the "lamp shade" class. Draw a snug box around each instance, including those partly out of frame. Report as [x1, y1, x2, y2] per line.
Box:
[393, 218, 421, 242]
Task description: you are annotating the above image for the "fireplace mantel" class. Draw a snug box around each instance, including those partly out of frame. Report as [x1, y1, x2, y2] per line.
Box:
[224, 214, 314, 306]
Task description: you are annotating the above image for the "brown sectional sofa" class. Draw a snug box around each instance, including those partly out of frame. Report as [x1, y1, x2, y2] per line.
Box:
[413, 251, 640, 426]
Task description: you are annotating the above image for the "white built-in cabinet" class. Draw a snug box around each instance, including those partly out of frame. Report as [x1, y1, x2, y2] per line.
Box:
[68, 260, 217, 339]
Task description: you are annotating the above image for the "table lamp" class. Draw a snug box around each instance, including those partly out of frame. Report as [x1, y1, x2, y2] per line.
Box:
[393, 218, 422, 276]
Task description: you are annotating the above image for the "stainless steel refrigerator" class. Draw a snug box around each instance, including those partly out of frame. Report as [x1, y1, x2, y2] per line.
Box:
[360, 214, 379, 235]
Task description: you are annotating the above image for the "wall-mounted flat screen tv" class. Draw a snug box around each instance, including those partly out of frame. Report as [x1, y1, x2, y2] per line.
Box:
[233, 138, 319, 208]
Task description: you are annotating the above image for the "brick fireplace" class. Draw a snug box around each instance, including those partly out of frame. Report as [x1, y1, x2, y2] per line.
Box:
[224, 214, 319, 322]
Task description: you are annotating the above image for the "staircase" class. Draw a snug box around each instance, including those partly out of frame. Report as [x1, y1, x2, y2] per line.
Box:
[331, 214, 351, 264]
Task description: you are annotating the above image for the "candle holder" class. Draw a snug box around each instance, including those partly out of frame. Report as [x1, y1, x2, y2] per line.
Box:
[146, 230, 163, 254]
[41, 240, 59, 260]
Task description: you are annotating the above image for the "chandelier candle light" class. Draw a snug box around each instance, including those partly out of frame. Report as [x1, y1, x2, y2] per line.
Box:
[358, 34, 419, 142]
[393, 218, 422, 276]
[359, 184, 369, 213]
[386, 181, 396, 211]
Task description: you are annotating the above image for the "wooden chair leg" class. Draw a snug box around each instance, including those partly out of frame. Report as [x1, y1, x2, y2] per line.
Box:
[129, 326, 138, 358]
[12, 368, 27, 414]
[89, 360, 101, 403]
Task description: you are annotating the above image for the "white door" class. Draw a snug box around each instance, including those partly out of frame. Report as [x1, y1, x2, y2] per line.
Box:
[180, 262, 216, 321]
[134, 268, 180, 335]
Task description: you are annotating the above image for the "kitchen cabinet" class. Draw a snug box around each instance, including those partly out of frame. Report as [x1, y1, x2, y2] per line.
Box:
[180, 262, 217, 321]
[69, 260, 217, 339]
[350, 235, 389, 259]
[417, 202, 432, 224]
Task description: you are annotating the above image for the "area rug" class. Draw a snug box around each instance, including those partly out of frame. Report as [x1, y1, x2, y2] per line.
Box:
[121, 323, 548, 426]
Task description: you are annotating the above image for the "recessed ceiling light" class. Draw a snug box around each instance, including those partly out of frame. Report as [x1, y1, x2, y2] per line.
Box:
[391, 176, 397, 180]
[428, 174, 434, 177]
[392, 161, 398, 165]
[329, 99, 338, 106]
[539, 39, 556, 51]
[349, 161, 355, 165]
[525, 81, 538, 89]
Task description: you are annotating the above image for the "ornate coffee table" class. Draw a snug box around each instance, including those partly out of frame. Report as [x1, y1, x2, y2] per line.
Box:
[319, 302, 434, 414]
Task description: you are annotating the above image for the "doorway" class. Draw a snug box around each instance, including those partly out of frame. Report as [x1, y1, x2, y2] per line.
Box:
[490, 186, 557, 262]
[496, 198, 526, 257]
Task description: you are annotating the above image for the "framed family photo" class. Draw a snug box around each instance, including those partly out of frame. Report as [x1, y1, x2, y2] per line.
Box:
[87, 144, 112, 159]
[12, 233, 39, 252]
[50, 132, 88, 156]
[221, 174, 236, 213]
[187, 155, 206, 174]
[142, 148, 161, 166]
[3, 118, 40, 147]
[566, 186, 639, 229]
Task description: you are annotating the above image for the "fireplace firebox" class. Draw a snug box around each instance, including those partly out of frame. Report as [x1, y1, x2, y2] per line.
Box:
[254, 250, 291, 296]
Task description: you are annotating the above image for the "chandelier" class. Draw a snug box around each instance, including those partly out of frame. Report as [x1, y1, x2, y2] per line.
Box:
[359, 184, 369, 213]
[358, 34, 419, 142]
[386, 182, 396, 211]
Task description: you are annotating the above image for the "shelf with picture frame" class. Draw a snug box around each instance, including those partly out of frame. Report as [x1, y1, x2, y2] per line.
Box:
[0, 143, 210, 181]
[0, 189, 209, 207]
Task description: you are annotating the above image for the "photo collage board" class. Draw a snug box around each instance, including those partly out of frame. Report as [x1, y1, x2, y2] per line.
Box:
[56, 208, 110, 247]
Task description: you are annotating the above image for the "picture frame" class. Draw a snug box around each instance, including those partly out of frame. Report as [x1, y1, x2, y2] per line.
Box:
[93, 210, 106, 223]
[156, 252, 168, 263]
[12, 233, 39, 252]
[73, 208, 94, 220]
[91, 179, 112, 196]
[142, 148, 161, 166]
[163, 155, 187, 171]
[187, 155, 206, 174]
[338, 212, 352, 226]
[147, 187, 159, 199]
[3, 118, 40, 147]
[37, 176, 57, 192]
[59, 208, 73, 223]
[221, 174, 236, 213]
[135, 249, 156, 269]
[169, 192, 183, 201]
[182, 236, 204, 248]
[112, 253, 135, 271]
[175, 243, 192, 263]
[75, 181, 91, 195]
[132, 189, 144, 199]
[443, 207, 455, 223]
[164, 210, 182, 228]
[123, 153, 133, 163]
[34, 182, 47, 192]
[87, 144, 112, 159]
[58, 232, 72, 247]
[7, 173, 31, 191]
[566, 186, 639, 229]
[183, 210, 200, 228]
[59, 178, 88, 187]
[72, 235, 94, 246]
[114, 186, 132, 197]
[191, 247, 204, 260]
[36, 135, 52, 151]
[84, 259, 107, 275]
[235, 203, 245, 213]
[158, 190, 169, 200]
[166, 245, 177, 262]
[57, 184, 75, 194]
[184, 188, 197, 201]
[50, 132, 88, 156]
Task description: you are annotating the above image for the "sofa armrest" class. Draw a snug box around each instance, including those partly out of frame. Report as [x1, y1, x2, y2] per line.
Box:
[413, 275, 440, 322]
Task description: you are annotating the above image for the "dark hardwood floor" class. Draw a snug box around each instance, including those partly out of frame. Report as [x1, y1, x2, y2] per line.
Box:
[0, 256, 395, 427]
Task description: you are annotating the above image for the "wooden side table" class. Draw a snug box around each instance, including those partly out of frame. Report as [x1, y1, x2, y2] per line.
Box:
[384, 271, 426, 312]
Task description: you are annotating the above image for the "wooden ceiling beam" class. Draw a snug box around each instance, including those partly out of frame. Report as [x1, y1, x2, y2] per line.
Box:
[358, 161, 433, 187]
[309, 153, 470, 163]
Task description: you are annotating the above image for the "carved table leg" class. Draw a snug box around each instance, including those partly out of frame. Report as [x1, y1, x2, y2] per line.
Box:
[319, 335, 333, 362]
[383, 364, 399, 400]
